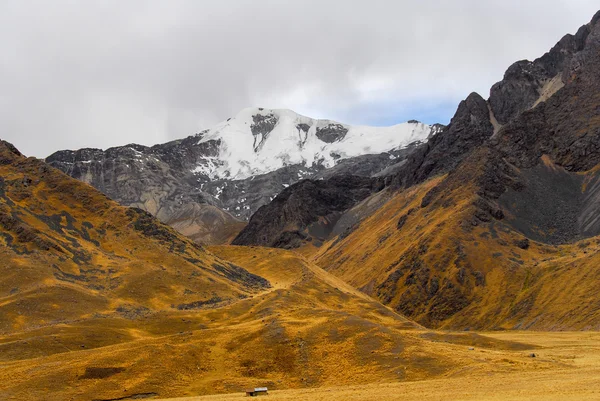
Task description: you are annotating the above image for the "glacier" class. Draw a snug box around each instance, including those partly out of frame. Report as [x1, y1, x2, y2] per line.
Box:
[194, 107, 433, 180]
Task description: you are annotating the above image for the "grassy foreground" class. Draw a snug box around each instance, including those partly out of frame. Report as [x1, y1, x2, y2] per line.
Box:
[156, 331, 600, 400]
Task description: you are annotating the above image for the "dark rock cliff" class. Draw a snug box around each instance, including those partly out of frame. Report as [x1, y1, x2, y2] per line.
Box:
[233, 175, 384, 248]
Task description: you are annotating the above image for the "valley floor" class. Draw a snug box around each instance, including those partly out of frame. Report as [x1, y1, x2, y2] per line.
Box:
[158, 331, 600, 401]
[3, 246, 600, 400]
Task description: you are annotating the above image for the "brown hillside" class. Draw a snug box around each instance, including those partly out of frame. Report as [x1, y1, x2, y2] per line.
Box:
[312, 148, 600, 330]
[0, 141, 539, 400]
[0, 140, 269, 334]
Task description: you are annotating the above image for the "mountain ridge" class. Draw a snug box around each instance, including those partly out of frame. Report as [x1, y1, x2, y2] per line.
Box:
[3, 9, 600, 401]
[46, 109, 440, 244]
[232, 10, 600, 329]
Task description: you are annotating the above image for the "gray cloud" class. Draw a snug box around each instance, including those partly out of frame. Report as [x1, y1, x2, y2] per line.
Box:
[0, 0, 597, 157]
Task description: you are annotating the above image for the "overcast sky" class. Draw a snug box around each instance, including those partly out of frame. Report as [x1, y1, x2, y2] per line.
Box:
[1, 1, 598, 157]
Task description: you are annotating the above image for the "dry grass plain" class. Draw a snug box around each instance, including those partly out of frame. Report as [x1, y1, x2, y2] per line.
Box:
[156, 331, 600, 401]
[3, 245, 599, 400]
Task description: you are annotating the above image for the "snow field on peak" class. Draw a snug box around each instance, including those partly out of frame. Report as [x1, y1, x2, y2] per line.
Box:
[194, 108, 431, 180]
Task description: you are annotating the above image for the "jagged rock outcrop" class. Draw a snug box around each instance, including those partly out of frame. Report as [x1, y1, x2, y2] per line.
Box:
[489, 14, 593, 125]
[391, 92, 494, 189]
[390, 11, 600, 239]
[476, 12, 600, 244]
[232, 175, 384, 248]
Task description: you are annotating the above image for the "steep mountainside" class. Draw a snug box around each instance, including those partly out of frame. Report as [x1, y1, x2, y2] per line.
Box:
[0, 140, 270, 334]
[234, 11, 600, 330]
[46, 109, 439, 244]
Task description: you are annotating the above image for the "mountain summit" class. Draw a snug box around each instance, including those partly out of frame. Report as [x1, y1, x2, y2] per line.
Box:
[194, 107, 433, 180]
[46, 108, 438, 243]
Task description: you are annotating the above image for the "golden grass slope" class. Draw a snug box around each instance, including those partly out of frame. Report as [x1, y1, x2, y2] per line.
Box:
[0, 140, 269, 335]
[311, 150, 600, 330]
[2, 140, 600, 400]
[0, 244, 543, 401]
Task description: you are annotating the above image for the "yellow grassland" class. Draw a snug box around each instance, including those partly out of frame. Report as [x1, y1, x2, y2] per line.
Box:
[158, 331, 600, 400]
[0, 245, 555, 400]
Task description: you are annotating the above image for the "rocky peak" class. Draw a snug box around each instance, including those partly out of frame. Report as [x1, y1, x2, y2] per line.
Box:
[592, 9, 600, 26]
[470, 10, 600, 245]
[0, 140, 23, 159]
[391, 92, 493, 188]
[489, 60, 550, 125]
[488, 13, 598, 126]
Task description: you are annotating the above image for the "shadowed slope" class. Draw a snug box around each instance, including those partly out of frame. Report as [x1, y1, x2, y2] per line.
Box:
[233, 175, 383, 248]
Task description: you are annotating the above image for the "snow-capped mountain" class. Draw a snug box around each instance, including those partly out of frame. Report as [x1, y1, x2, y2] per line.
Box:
[192, 108, 434, 180]
[46, 108, 442, 244]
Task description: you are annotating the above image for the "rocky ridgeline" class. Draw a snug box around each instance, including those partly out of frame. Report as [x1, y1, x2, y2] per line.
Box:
[47, 111, 439, 244]
[234, 10, 600, 249]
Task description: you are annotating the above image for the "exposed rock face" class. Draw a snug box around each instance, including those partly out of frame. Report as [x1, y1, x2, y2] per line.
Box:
[200, 163, 325, 220]
[391, 12, 600, 239]
[479, 14, 600, 244]
[45, 137, 242, 245]
[315, 123, 349, 143]
[232, 175, 384, 248]
[489, 19, 591, 125]
[45, 137, 221, 221]
[251, 113, 278, 151]
[47, 110, 438, 244]
[391, 92, 494, 188]
[314, 142, 422, 180]
[489, 60, 552, 125]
